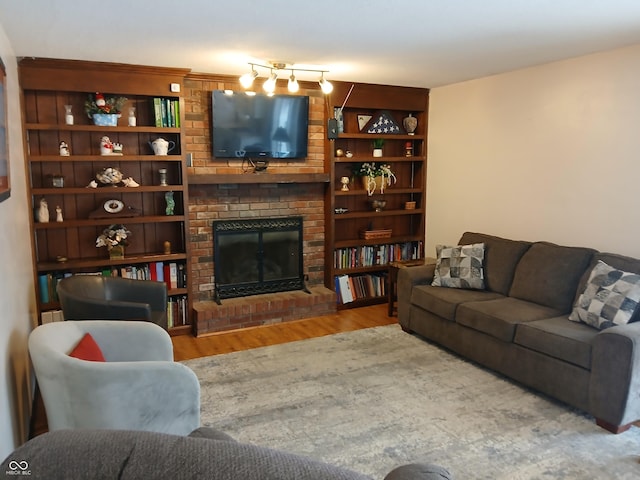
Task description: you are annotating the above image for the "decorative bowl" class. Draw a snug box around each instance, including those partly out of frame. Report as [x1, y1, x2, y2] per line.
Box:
[96, 167, 124, 186]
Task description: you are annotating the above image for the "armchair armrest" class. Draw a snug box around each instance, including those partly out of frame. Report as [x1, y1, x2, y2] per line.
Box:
[47, 359, 200, 435]
[589, 322, 640, 428]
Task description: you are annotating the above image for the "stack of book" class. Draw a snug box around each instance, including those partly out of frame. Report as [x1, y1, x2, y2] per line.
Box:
[152, 97, 180, 128]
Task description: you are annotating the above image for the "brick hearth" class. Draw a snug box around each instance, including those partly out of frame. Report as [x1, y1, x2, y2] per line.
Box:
[194, 285, 336, 335]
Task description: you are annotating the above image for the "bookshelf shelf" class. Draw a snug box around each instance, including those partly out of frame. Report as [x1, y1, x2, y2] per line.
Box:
[21, 58, 193, 334]
[324, 82, 429, 308]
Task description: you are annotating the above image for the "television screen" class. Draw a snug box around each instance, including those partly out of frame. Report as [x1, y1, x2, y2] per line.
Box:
[211, 90, 309, 159]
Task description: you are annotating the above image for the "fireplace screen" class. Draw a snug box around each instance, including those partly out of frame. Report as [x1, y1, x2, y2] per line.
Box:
[213, 216, 306, 302]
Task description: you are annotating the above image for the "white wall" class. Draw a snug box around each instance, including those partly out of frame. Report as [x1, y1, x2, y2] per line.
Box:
[0, 25, 37, 458]
[427, 44, 640, 258]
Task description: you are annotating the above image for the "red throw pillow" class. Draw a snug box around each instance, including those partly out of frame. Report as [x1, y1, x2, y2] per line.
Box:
[69, 333, 106, 362]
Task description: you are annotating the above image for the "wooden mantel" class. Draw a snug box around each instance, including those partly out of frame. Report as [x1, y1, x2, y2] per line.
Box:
[187, 173, 330, 185]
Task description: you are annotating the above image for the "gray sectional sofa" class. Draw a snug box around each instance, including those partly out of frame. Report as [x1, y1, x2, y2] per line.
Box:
[398, 231, 640, 433]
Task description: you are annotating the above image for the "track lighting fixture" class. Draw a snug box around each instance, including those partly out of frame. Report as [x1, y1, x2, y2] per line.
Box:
[319, 73, 333, 94]
[239, 65, 258, 89]
[239, 62, 332, 94]
[263, 69, 278, 93]
[288, 71, 299, 93]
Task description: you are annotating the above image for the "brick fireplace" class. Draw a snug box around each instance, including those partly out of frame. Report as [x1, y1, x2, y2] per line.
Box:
[183, 74, 336, 335]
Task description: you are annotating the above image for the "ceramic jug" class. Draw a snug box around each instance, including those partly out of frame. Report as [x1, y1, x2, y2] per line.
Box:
[149, 138, 176, 156]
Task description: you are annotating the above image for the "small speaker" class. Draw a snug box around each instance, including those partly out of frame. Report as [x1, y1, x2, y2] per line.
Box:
[327, 118, 338, 140]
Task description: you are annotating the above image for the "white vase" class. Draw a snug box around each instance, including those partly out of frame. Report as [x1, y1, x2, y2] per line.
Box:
[373, 148, 383, 158]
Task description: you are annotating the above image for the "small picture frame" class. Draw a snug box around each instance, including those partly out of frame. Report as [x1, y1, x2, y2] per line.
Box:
[357, 114, 372, 132]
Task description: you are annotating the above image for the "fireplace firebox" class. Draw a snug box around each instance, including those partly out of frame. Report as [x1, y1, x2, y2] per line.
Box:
[213, 216, 309, 303]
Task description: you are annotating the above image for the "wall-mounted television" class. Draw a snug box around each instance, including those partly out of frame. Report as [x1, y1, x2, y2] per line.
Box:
[211, 90, 309, 159]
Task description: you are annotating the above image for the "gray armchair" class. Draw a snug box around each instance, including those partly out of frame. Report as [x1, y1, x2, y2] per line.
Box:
[28, 320, 200, 435]
[57, 275, 168, 330]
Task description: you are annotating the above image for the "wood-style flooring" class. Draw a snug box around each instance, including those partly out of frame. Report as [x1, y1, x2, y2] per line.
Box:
[172, 303, 394, 361]
[30, 303, 394, 437]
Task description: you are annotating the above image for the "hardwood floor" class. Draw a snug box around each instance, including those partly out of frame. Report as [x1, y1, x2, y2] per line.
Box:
[172, 303, 394, 361]
[30, 304, 395, 437]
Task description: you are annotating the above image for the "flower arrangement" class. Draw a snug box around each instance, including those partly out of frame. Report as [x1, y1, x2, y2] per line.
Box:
[351, 162, 396, 195]
[85, 92, 128, 118]
[96, 224, 131, 249]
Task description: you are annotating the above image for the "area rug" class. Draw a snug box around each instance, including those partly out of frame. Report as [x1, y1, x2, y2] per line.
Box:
[183, 325, 640, 479]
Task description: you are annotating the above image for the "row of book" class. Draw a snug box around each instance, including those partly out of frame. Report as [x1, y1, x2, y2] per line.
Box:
[40, 297, 190, 328]
[153, 97, 180, 128]
[334, 241, 424, 269]
[335, 273, 387, 304]
[37, 261, 187, 305]
[167, 295, 189, 328]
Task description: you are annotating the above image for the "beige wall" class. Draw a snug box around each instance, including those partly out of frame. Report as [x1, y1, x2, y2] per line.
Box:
[427, 44, 640, 258]
[0, 25, 37, 457]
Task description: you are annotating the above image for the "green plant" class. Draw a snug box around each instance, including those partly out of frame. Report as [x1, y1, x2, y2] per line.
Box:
[350, 162, 396, 195]
[85, 92, 128, 117]
[372, 138, 385, 149]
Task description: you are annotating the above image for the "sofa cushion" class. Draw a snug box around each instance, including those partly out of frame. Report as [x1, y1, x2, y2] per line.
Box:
[514, 316, 597, 369]
[458, 232, 532, 295]
[568, 260, 640, 330]
[411, 285, 503, 322]
[456, 297, 563, 342]
[509, 242, 596, 312]
[431, 243, 485, 290]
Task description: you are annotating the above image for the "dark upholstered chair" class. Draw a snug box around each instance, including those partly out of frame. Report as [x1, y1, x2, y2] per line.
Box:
[57, 275, 168, 330]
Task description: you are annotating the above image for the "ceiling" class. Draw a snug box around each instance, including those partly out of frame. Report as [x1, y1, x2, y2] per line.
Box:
[2, 1, 640, 89]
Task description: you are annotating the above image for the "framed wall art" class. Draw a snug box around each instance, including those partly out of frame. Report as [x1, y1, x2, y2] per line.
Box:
[0, 56, 9, 202]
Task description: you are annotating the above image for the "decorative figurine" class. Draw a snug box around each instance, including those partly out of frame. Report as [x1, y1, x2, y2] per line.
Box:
[122, 177, 139, 187]
[128, 107, 137, 127]
[37, 198, 49, 223]
[55, 205, 63, 222]
[112, 142, 123, 155]
[64, 105, 74, 125]
[164, 241, 171, 255]
[165, 191, 175, 215]
[100, 136, 114, 155]
[59, 141, 70, 156]
[86, 180, 98, 188]
[340, 176, 350, 191]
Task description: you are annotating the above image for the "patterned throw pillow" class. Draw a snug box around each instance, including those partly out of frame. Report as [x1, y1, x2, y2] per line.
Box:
[569, 260, 640, 330]
[431, 243, 485, 290]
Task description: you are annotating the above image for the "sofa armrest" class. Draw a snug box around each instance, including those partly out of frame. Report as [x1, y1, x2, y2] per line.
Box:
[589, 322, 640, 428]
[397, 264, 436, 325]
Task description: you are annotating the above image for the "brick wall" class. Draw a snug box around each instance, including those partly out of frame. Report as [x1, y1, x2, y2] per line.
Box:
[182, 73, 335, 333]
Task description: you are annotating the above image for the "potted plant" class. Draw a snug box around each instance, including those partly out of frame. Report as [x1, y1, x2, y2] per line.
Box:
[351, 162, 396, 195]
[96, 224, 131, 259]
[372, 138, 384, 157]
[85, 92, 128, 126]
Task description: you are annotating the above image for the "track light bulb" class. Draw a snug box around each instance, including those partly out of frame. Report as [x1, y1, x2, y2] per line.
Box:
[239, 67, 258, 89]
[288, 72, 299, 93]
[263, 70, 278, 93]
[319, 74, 333, 94]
